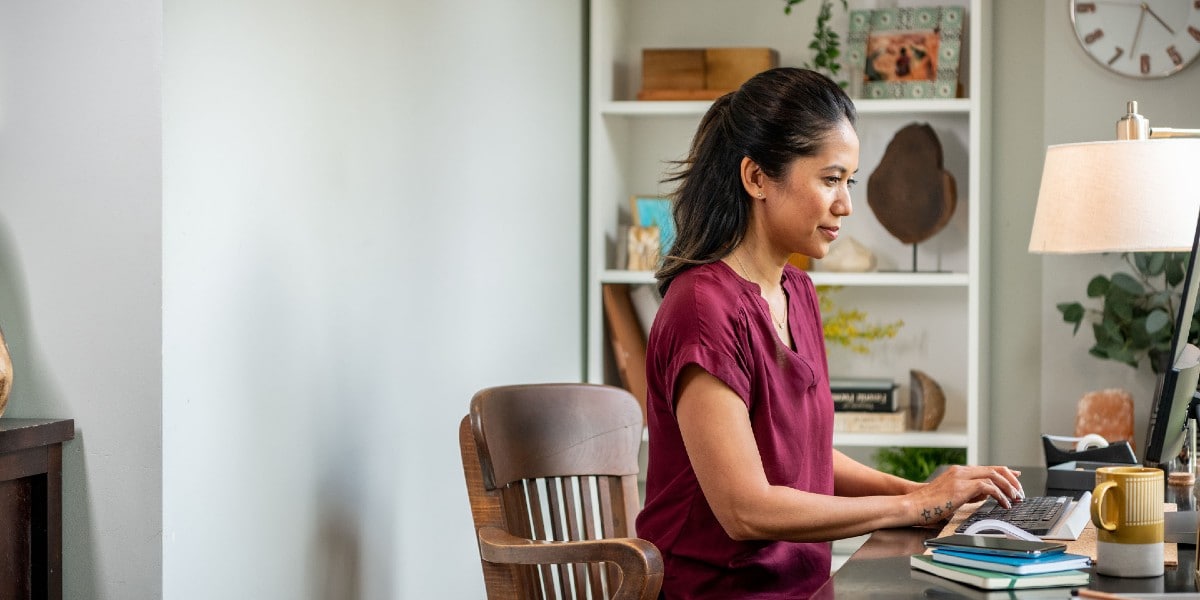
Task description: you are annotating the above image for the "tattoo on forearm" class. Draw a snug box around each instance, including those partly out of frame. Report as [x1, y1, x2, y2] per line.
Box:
[919, 501, 955, 524]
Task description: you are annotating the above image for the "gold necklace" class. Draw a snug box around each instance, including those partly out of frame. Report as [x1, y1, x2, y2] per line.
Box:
[732, 251, 787, 331]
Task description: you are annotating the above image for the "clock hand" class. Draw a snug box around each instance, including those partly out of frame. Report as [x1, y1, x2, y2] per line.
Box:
[1130, 3, 1147, 60]
[1144, 3, 1176, 35]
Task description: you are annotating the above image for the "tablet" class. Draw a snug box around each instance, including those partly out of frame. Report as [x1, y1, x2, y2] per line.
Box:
[923, 534, 1067, 558]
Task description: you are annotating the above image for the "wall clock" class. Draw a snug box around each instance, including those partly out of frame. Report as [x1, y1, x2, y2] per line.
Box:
[1070, 0, 1200, 79]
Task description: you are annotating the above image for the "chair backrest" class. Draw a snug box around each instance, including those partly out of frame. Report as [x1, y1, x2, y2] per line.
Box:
[460, 383, 647, 599]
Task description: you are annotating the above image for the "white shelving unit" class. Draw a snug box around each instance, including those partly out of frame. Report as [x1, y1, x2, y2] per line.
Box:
[587, 0, 990, 464]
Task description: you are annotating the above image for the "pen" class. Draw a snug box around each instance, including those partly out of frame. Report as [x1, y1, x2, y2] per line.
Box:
[1073, 591, 1129, 600]
[1073, 590, 1198, 599]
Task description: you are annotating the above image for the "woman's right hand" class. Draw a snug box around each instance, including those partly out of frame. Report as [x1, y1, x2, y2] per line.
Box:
[904, 464, 1024, 527]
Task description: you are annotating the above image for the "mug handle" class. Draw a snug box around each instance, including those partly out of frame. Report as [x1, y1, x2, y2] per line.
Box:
[1091, 481, 1119, 531]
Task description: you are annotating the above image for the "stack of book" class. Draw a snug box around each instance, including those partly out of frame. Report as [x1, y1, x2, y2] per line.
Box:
[910, 547, 1091, 591]
[830, 377, 904, 433]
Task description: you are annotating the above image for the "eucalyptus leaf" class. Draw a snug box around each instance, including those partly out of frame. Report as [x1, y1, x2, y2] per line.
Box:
[1087, 275, 1110, 298]
[1146, 309, 1171, 335]
[1110, 272, 1145, 295]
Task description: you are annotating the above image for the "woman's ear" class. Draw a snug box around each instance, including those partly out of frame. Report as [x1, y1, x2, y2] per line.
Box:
[739, 157, 766, 199]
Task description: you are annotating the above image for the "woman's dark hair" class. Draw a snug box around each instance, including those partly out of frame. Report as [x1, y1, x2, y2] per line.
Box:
[655, 67, 856, 296]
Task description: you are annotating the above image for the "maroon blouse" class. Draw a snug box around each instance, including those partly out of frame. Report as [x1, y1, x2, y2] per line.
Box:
[636, 260, 835, 599]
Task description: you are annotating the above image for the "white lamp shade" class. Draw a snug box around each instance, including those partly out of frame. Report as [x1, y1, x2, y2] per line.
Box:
[1029, 139, 1200, 254]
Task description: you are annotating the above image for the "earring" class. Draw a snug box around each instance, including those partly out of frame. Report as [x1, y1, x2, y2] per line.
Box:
[758, 192, 765, 199]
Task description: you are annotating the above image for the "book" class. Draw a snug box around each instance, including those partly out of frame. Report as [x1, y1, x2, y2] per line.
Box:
[833, 409, 906, 433]
[909, 569, 1079, 599]
[830, 377, 898, 412]
[931, 548, 1092, 575]
[909, 554, 1089, 590]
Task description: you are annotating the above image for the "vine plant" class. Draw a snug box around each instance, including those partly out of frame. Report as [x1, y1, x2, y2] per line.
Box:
[783, 0, 849, 87]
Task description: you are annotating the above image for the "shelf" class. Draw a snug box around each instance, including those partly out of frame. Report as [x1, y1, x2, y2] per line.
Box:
[600, 269, 969, 287]
[600, 98, 971, 118]
[833, 428, 969, 448]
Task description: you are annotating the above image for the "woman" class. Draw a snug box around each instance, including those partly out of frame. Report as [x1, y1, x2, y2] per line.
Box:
[634, 68, 1023, 599]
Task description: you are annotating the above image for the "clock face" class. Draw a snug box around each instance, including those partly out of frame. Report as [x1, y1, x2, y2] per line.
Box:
[1070, 0, 1200, 79]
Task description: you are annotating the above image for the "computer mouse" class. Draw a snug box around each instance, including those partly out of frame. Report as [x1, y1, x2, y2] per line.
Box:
[961, 519, 1043, 542]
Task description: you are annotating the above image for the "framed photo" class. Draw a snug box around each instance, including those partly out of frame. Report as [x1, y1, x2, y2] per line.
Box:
[846, 6, 964, 99]
[630, 196, 675, 257]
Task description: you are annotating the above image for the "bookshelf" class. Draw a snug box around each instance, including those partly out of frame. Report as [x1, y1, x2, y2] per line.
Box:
[587, 0, 990, 464]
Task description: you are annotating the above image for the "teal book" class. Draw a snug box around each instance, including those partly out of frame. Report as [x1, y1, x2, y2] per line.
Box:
[910, 554, 1090, 590]
[931, 548, 1092, 575]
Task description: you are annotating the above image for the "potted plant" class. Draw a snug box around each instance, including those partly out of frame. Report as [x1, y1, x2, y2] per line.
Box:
[1057, 252, 1200, 374]
[874, 446, 966, 482]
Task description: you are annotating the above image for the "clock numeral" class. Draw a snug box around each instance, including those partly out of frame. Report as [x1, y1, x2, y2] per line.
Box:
[1141, 54, 1151, 74]
[1076, 2, 1096, 12]
[1168, 45, 1183, 66]
[1084, 28, 1104, 44]
[1190, 25, 1200, 42]
[1109, 47, 1125, 65]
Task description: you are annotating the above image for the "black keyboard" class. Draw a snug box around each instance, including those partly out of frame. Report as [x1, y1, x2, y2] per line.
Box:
[953, 495, 1071, 536]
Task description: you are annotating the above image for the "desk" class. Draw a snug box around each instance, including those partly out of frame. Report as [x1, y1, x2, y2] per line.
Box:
[0, 419, 74, 600]
[814, 467, 1198, 599]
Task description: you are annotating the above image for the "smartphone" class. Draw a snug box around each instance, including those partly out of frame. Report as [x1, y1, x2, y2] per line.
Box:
[923, 534, 1067, 558]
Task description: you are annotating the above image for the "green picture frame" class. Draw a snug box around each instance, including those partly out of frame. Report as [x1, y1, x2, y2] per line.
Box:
[846, 6, 964, 100]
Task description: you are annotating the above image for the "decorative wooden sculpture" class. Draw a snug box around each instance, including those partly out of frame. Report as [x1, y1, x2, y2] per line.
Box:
[867, 123, 957, 245]
[908, 369, 945, 431]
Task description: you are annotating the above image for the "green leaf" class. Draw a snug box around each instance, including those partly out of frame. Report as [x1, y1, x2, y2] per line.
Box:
[1105, 292, 1134, 321]
[1167, 254, 1187, 286]
[1087, 275, 1110, 297]
[1146, 309, 1171, 335]
[1134, 252, 1165, 276]
[1058, 302, 1084, 334]
[1110, 272, 1145, 295]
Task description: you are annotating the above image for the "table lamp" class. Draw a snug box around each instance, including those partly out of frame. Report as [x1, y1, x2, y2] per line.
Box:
[1029, 101, 1200, 475]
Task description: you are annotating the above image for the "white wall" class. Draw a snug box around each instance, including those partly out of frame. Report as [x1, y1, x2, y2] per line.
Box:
[163, 1, 583, 598]
[988, 0, 1045, 465]
[0, 2, 163, 598]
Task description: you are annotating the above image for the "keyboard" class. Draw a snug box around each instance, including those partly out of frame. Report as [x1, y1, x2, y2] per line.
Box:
[953, 495, 1071, 536]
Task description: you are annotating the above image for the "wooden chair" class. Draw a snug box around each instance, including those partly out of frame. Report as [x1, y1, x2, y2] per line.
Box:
[459, 383, 663, 600]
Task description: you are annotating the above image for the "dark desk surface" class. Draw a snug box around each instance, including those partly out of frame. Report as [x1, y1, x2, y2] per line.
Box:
[814, 467, 1198, 599]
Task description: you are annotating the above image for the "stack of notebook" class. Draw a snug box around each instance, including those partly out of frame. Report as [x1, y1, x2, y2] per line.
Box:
[910, 547, 1091, 591]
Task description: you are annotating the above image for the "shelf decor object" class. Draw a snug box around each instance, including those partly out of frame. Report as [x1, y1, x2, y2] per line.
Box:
[867, 122, 957, 271]
[847, 5, 964, 99]
[630, 196, 675, 261]
[638, 48, 778, 101]
[909, 369, 947, 431]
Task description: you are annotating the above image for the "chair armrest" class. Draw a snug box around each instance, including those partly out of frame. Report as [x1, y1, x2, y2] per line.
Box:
[477, 526, 663, 600]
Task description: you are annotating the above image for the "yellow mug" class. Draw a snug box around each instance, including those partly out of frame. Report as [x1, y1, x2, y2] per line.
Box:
[1090, 466, 1164, 577]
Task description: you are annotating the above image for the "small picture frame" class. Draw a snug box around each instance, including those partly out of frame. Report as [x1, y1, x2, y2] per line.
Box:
[846, 6, 964, 99]
[630, 196, 675, 258]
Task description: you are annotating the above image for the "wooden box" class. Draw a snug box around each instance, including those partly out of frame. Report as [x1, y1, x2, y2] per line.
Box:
[639, 47, 778, 101]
